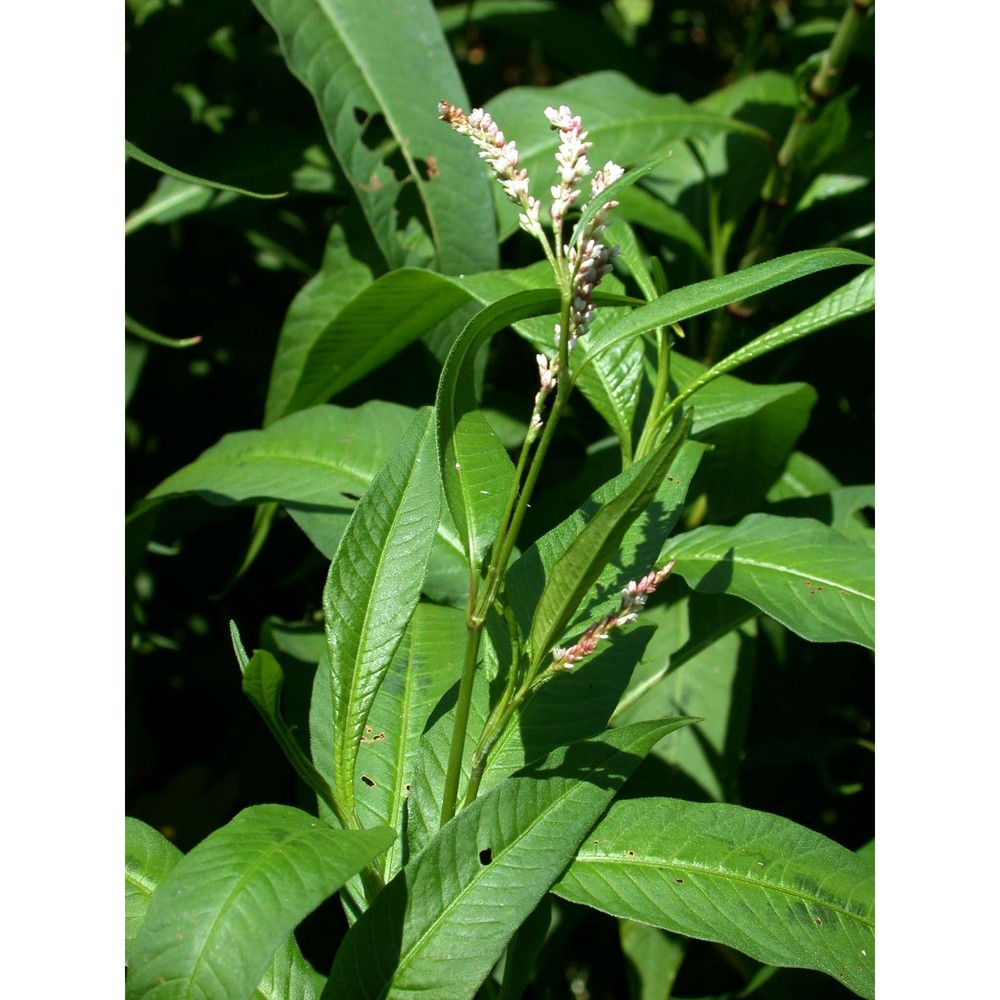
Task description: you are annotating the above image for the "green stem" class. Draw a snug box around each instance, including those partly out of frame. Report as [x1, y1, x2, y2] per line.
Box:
[439, 619, 485, 825]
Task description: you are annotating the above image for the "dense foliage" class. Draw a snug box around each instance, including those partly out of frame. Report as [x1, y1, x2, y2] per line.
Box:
[126, 2, 874, 998]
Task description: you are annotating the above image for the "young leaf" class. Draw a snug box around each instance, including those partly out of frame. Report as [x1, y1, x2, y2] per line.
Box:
[249, 0, 497, 274]
[126, 805, 394, 1000]
[324, 719, 696, 1000]
[242, 648, 338, 815]
[666, 513, 874, 649]
[526, 410, 693, 669]
[322, 408, 442, 819]
[553, 798, 874, 999]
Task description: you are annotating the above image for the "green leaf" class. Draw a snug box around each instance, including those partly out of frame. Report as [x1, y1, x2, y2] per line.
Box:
[611, 598, 758, 802]
[507, 440, 706, 649]
[323, 720, 696, 1000]
[569, 154, 673, 249]
[666, 513, 874, 649]
[496, 896, 552, 1000]
[435, 290, 561, 577]
[146, 401, 419, 511]
[264, 225, 375, 426]
[126, 818, 326, 999]
[484, 72, 777, 240]
[322, 408, 442, 819]
[125, 139, 287, 199]
[589, 251, 872, 367]
[351, 602, 469, 881]
[455, 264, 645, 461]
[124, 175, 228, 235]
[141, 402, 467, 591]
[281, 269, 473, 417]
[554, 798, 874, 999]
[250, 0, 497, 274]
[663, 266, 875, 411]
[242, 647, 339, 814]
[125, 818, 182, 958]
[126, 805, 394, 1000]
[526, 410, 693, 669]
[671, 357, 818, 522]
[619, 920, 686, 1000]
[766, 452, 874, 546]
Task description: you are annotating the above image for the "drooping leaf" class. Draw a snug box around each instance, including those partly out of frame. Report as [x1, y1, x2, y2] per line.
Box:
[455, 264, 645, 462]
[321, 408, 442, 819]
[250, 0, 497, 274]
[126, 805, 394, 1000]
[125, 139, 287, 199]
[435, 290, 562, 579]
[554, 798, 874, 999]
[324, 720, 696, 1000]
[666, 513, 874, 649]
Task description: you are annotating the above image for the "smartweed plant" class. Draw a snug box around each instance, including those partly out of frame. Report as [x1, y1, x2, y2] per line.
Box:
[126, 3, 874, 998]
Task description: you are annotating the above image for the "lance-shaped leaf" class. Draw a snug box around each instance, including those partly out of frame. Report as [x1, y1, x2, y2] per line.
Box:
[250, 0, 496, 274]
[322, 408, 441, 818]
[554, 798, 874, 999]
[139, 402, 467, 591]
[666, 513, 874, 649]
[241, 645, 339, 816]
[455, 263, 645, 462]
[279, 269, 474, 419]
[663, 266, 876, 412]
[264, 225, 375, 426]
[435, 290, 562, 579]
[125, 140, 287, 200]
[126, 805, 394, 1000]
[483, 71, 778, 240]
[324, 719, 696, 1000]
[587, 251, 873, 365]
[126, 817, 325, 1000]
[526, 410, 693, 669]
[350, 601, 468, 882]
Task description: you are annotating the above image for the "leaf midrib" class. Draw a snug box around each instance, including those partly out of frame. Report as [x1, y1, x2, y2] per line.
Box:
[569, 851, 874, 930]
